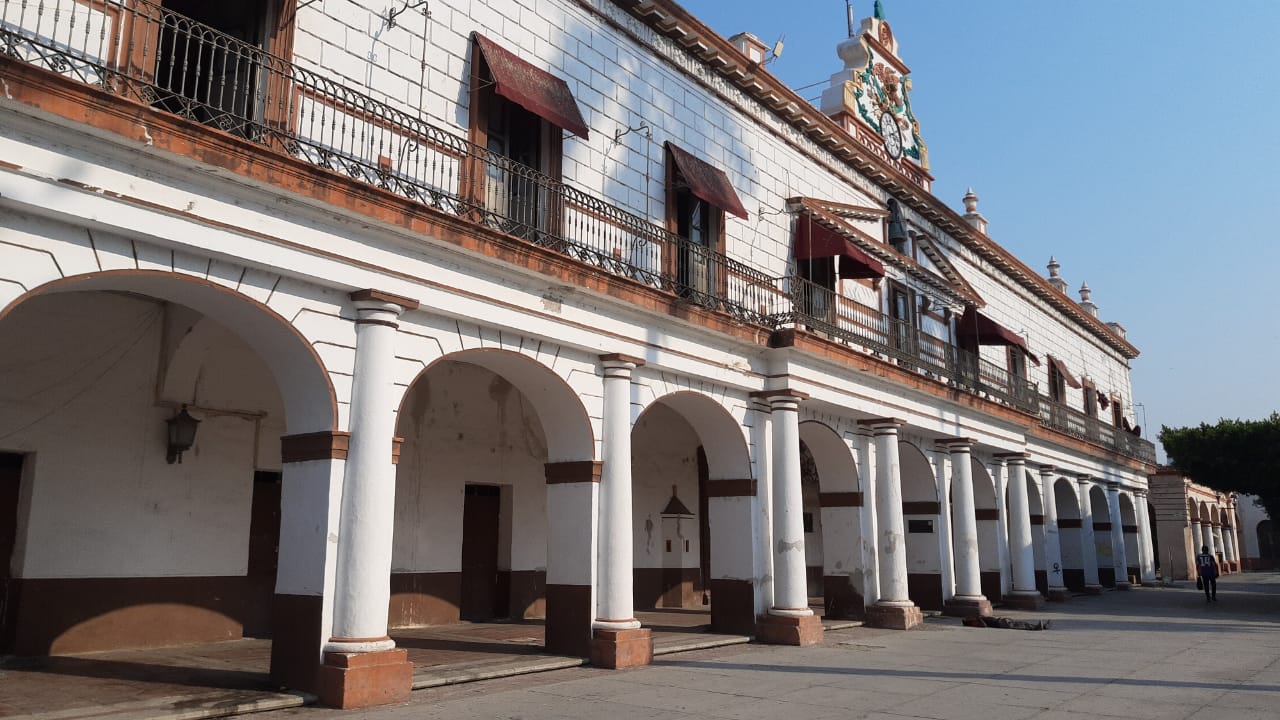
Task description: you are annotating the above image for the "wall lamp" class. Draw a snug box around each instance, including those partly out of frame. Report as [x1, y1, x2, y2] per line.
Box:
[166, 405, 200, 464]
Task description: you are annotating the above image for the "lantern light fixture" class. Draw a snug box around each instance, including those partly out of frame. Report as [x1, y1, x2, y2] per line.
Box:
[166, 405, 200, 464]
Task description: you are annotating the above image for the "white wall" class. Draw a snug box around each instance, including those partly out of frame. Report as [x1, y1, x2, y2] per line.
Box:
[631, 402, 700, 571]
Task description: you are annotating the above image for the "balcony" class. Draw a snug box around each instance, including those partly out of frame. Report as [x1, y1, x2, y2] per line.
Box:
[0, 1, 1157, 464]
[1038, 399, 1157, 464]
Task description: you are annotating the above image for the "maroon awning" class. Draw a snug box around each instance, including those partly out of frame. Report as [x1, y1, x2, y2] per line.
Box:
[794, 216, 885, 279]
[1046, 355, 1083, 389]
[474, 34, 589, 140]
[666, 142, 749, 219]
[957, 307, 1039, 364]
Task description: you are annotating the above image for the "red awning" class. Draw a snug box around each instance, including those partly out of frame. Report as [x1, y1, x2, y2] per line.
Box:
[957, 307, 1039, 363]
[1046, 355, 1083, 389]
[474, 34, 589, 140]
[794, 215, 885, 279]
[666, 142, 749, 219]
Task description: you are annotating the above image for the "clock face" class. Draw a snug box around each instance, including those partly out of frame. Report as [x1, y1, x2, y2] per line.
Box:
[879, 111, 903, 159]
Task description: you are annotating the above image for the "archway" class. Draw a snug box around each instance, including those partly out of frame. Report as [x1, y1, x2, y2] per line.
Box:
[390, 348, 594, 640]
[0, 270, 335, 665]
[1090, 486, 1115, 586]
[1147, 500, 1160, 577]
[899, 442, 942, 611]
[1119, 493, 1139, 585]
[1259, 520, 1279, 569]
[1054, 479, 1084, 591]
[631, 391, 753, 634]
[799, 421, 862, 619]
[971, 459, 1001, 603]
[1026, 472, 1048, 595]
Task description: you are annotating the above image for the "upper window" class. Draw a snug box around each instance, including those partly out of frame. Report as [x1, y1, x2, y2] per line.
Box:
[1083, 385, 1098, 418]
[664, 143, 747, 300]
[1007, 346, 1027, 381]
[1048, 362, 1067, 403]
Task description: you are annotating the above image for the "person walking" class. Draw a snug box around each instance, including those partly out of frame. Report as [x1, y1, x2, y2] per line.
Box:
[1195, 545, 1219, 602]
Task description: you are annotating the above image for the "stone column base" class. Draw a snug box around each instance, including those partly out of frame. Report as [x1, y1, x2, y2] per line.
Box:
[755, 613, 825, 645]
[1002, 591, 1045, 611]
[864, 603, 923, 630]
[942, 596, 992, 618]
[1047, 587, 1071, 602]
[1114, 581, 1132, 591]
[590, 628, 653, 669]
[1082, 584, 1104, 595]
[317, 649, 413, 709]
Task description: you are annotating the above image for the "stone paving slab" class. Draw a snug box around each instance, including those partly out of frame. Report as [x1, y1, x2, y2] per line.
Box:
[260, 572, 1280, 720]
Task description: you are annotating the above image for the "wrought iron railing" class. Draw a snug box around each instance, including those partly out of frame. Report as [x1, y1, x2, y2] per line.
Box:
[777, 276, 1040, 413]
[1038, 398, 1157, 463]
[0, 0, 777, 324]
[0, 2, 1154, 462]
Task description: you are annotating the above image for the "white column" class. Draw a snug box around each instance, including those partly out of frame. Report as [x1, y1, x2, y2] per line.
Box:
[991, 459, 1011, 596]
[750, 398, 775, 616]
[1229, 506, 1243, 570]
[767, 391, 811, 616]
[931, 447, 956, 601]
[594, 355, 641, 630]
[1002, 454, 1041, 603]
[1212, 524, 1226, 567]
[1107, 482, 1130, 589]
[1039, 466, 1068, 600]
[868, 420, 911, 606]
[944, 440, 988, 609]
[1191, 520, 1205, 556]
[327, 293, 414, 653]
[856, 430, 880, 609]
[1077, 476, 1101, 591]
[1135, 490, 1157, 583]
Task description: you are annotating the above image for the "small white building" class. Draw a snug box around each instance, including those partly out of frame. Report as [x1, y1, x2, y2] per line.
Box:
[0, 0, 1159, 709]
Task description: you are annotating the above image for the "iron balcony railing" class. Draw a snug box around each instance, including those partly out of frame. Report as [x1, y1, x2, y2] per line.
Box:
[778, 276, 1041, 414]
[0, 0, 778, 324]
[0, 2, 1156, 463]
[1038, 398, 1158, 464]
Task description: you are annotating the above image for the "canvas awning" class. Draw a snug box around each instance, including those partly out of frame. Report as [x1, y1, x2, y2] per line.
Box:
[957, 307, 1039, 364]
[666, 142, 749, 219]
[1046, 355, 1083, 389]
[794, 215, 885, 279]
[474, 34, 590, 139]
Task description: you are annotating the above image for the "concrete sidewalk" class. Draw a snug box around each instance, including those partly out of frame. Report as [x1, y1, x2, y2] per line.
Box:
[263, 572, 1280, 720]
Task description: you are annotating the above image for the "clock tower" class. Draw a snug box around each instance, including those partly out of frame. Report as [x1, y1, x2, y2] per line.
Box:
[820, 1, 932, 190]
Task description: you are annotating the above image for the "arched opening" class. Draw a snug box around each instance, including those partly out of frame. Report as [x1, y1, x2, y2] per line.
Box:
[1198, 501, 1213, 558]
[1119, 493, 1139, 584]
[631, 392, 753, 635]
[1258, 520, 1279, 569]
[799, 421, 863, 620]
[1147, 501, 1160, 577]
[899, 442, 942, 611]
[0, 271, 334, 666]
[971, 459, 1001, 603]
[1090, 487, 1115, 587]
[1054, 479, 1084, 592]
[1025, 472, 1048, 595]
[389, 349, 594, 642]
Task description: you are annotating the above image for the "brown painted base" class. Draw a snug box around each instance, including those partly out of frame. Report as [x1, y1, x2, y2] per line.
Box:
[755, 613, 824, 646]
[980, 571, 1003, 604]
[1047, 587, 1071, 602]
[1083, 584, 1104, 595]
[317, 649, 413, 709]
[1114, 581, 1132, 591]
[545, 584, 592, 658]
[823, 575, 865, 620]
[864, 603, 923, 631]
[942, 596, 992, 618]
[709, 578, 756, 635]
[907, 572, 944, 611]
[1002, 591, 1045, 610]
[270, 594, 324, 693]
[590, 628, 653, 669]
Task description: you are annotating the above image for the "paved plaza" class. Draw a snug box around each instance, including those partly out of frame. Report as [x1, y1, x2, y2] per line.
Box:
[2, 573, 1277, 719]
[269, 573, 1280, 720]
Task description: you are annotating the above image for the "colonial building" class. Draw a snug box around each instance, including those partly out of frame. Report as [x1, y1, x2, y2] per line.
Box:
[1149, 470, 1245, 580]
[0, 0, 1158, 709]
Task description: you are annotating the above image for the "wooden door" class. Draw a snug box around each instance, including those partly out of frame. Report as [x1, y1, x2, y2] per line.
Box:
[243, 470, 281, 637]
[0, 453, 23, 652]
[461, 485, 501, 621]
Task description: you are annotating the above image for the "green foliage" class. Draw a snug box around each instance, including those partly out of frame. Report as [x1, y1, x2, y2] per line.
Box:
[1159, 413, 1280, 520]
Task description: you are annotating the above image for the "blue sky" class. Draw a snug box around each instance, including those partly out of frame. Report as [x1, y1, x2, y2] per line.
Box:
[681, 0, 1280, 457]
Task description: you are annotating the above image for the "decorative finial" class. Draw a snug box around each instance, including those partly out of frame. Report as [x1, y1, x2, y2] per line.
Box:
[846, 0, 856, 38]
[874, 0, 885, 20]
[962, 188, 979, 214]
[1079, 281, 1091, 302]
[1047, 256, 1060, 278]
[1047, 256, 1067, 292]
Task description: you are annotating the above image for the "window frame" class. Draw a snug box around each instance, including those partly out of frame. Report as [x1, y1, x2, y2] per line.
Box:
[665, 150, 728, 299]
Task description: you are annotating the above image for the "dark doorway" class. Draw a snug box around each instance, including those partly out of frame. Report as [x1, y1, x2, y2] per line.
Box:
[243, 470, 281, 637]
[0, 453, 22, 653]
[461, 484, 502, 621]
[696, 446, 711, 605]
[1260, 520, 1279, 568]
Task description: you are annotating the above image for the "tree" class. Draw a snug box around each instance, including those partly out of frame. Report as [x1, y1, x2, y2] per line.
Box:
[1159, 413, 1280, 522]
